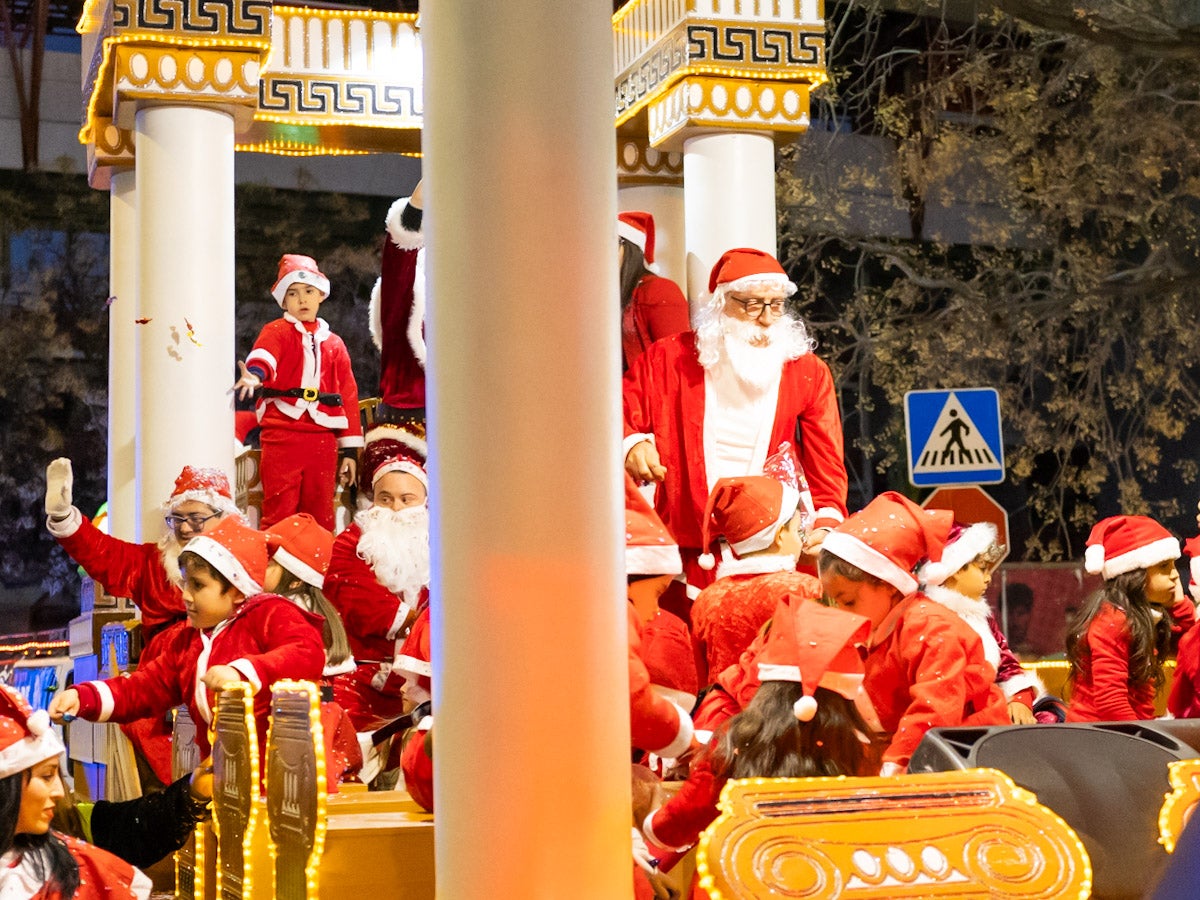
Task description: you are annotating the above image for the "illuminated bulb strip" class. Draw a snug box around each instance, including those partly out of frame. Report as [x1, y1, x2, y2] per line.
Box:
[0, 640, 70, 653]
[211, 682, 259, 900]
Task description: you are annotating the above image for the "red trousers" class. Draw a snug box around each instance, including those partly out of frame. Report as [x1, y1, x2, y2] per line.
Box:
[260, 425, 337, 531]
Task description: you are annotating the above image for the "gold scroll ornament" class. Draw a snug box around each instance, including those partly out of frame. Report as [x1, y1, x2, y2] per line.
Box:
[1159, 758, 1200, 853]
[697, 769, 1092, 899]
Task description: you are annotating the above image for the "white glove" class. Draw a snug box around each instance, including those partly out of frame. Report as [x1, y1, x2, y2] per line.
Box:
[45, 458, 74, 519]
[632, 827, 658, 874]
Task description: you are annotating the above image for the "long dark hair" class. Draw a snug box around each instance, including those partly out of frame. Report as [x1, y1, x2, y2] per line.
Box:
[273, 571, 351, 668]
[710, 682, 871, 780]
[0, 769, 80, 899]
[619, 237, 649, 311]
[1066, 569, 1171, 692]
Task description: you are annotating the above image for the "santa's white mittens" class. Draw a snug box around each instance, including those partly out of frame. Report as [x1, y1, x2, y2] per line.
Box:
[45, 458, 74, 519]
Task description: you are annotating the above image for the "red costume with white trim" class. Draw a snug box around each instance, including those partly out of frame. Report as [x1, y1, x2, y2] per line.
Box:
[621, 274, 689, 371]
[623, 333, 847, 565]
[0, 834, 152, 900]
[865, 594, 1008, 769]
[245, 315, 363, 530]
[628, 607, 693, 758]
[370, 197, 426, 416]
[323, 522, 424, 729]
[70, 593, 324, 759]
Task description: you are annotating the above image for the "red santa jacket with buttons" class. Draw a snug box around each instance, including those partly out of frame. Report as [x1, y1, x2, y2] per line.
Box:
[71, 593, 325, 757]
[49, 510, 184, 640]
[622, 332, 847, 551]
[865, 593, 1009, 769]
[245, 316, 363, 448]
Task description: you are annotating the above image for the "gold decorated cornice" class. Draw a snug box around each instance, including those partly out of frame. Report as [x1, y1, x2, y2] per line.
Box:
[647, 75, 811, 147]
[617, 135, 683, 186]
[697, 769, 1092, 899]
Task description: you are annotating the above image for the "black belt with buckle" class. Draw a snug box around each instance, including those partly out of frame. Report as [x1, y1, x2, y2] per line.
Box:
[261, 387, 342, 405]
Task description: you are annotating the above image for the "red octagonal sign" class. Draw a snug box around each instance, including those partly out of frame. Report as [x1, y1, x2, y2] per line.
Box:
[921, 486, 1010, 562]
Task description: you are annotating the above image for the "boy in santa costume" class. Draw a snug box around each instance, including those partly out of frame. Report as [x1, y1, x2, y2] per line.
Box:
[323, 424, 430, 731]
[234, 254, 363, 531]
[47, 518, 325, 769]
[617, 210, 689, 371]
[370, 180, 427, 425]
[44, 459, 241, 784]
[0, 684, 153, 900]
[819, 491, 1009, 774]
[690, 475, 824, 686]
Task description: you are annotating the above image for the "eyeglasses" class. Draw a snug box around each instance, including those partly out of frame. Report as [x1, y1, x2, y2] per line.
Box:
[728, 295, 787, 317]
[165, 511, 223, 531]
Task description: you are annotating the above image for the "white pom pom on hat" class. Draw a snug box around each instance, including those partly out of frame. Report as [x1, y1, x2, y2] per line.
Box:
[793, 695, 818, 722]
[698, 552, 717, 571]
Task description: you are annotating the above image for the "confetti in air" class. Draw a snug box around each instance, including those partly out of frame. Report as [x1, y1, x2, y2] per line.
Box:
[185, 318, 203, 347]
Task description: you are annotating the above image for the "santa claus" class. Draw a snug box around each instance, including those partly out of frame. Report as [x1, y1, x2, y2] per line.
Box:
[369, 179, 426, 426]
[622, 247, 848, 595]
[43, 458, 242, 782]
[323, 424, 430, 731]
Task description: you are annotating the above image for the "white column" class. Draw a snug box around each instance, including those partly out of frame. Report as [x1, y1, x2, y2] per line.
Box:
[683, 131, 777, 304]
[424, 3, 631, 898]
[107, 169, 138, 542]
[134, 104, 236, 540]
[618, 183, 686, 294]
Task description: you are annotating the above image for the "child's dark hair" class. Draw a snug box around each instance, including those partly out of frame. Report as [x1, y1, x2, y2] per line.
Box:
[0, 769, 79, 899]
[709, 682, 871, 780]
[618, 237, 649, 311]
[272, 570, 351, 668]
[1066, 569, 1171, 692]
[178, 551, 233, 592]
[817, 550, 888, 589]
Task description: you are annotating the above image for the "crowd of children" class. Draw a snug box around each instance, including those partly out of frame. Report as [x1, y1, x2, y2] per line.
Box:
[23, 198, 1200, 897]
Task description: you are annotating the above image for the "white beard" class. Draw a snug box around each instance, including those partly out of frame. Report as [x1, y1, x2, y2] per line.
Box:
[355, 505, 430, 603]
[158, 533, 184, 587]
[694, 310, 811, 391]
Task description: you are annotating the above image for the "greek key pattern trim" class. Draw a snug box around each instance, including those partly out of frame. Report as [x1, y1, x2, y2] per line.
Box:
[112, 0, 270, 39]
[257, 77, 422, 125]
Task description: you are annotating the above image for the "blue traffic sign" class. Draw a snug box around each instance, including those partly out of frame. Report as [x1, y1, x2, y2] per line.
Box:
[904, 388, 1005, 487]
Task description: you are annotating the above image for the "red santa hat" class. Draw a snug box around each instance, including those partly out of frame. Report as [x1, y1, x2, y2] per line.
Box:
[162, 465, 240, 518]
[617, 211, 657, 265]
[821, 491, 954, 595]
[183, 518, 268, 597]
[271, 254, 330, 306]
[707, 247, 797, 297]
[265, 513, 334, 590]
[0, 684, 64, 779]
[697, 476, 801, 570]
[1183, 535, 1200, 603]
[919, 522, 999, 587]
[360, 423, 428, 494]
[1083, 515, 1179, 580]
[755, 596, 871, 722]
[624, 475, 682, 576]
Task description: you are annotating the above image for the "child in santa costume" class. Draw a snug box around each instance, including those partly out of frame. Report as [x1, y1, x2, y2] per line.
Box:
[820, 491, 1009, 775]
[1066, 515, 1195, 721]
[617, 211, 689, 371]
[918, 522, 1051, 724]
[44, 460, 241, 784]
[324, 425, 430, 731]
[0, 684, 152, 900]
[690, 475, 823, 687]
[262, 514, 363, 786]
[1168, 536, 1200, 719]
[234, 254, 363, 531]
[48, 518, 325, 769]
[370, 181, 427, 425]
[640, 598, 875, 868]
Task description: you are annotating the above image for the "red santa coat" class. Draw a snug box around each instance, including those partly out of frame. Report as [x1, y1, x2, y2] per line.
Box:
[371, 197, 426, 412]
[691, 563, 819, 686]
[72, 594, 325, 758]
[245, 316, 363, 448]
[1169, 619, 1200, 718]
[0, 834, 151, 900]
[1064, 598, 1194, 721]
[622, 332, 847, 553]
[621, 273, 689, 371]
[628, 606, 693, 758]
[865, 594, 1009, 769]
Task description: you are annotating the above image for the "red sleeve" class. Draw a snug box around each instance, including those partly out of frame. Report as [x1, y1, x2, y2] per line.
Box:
[245, 320, 285, 383]
[789, 355, 848, 527]
[1169, 625, 1200, 717]
[324, 532, 411, 657]
[1170, 597, 1197, 636]
[377, 229, 426, 409]
[1085, 608, 1139, 720]
[227, 599, 326, 693]
[644, 754, 724, 852]
[636, 277, 690, 346]
[90, 629, 193, 723]
[622, 340, 663, 440]
[628, 608, 690, 757]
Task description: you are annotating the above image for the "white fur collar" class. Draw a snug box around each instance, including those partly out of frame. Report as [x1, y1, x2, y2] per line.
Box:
[923, 584, 991, 624]
[715, 554, 797, 580]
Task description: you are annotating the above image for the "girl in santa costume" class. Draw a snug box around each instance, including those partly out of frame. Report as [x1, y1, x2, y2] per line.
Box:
[918, 522, 1058, 724]
[617, 211, 690, 370]
[1066, 515, 1195, 721]
[690, 475, 823, 687]
[819, 492, 1009, 775]
[234, 254, 364, 531]
[1167, 536, 1200, 719]
[47, 518, 326, 770]
[0, 684, 151, 900]
[640, 597, 875, 871]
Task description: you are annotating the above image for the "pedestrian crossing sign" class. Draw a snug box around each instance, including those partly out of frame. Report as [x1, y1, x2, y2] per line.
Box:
[904, 388, 1005, 487]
